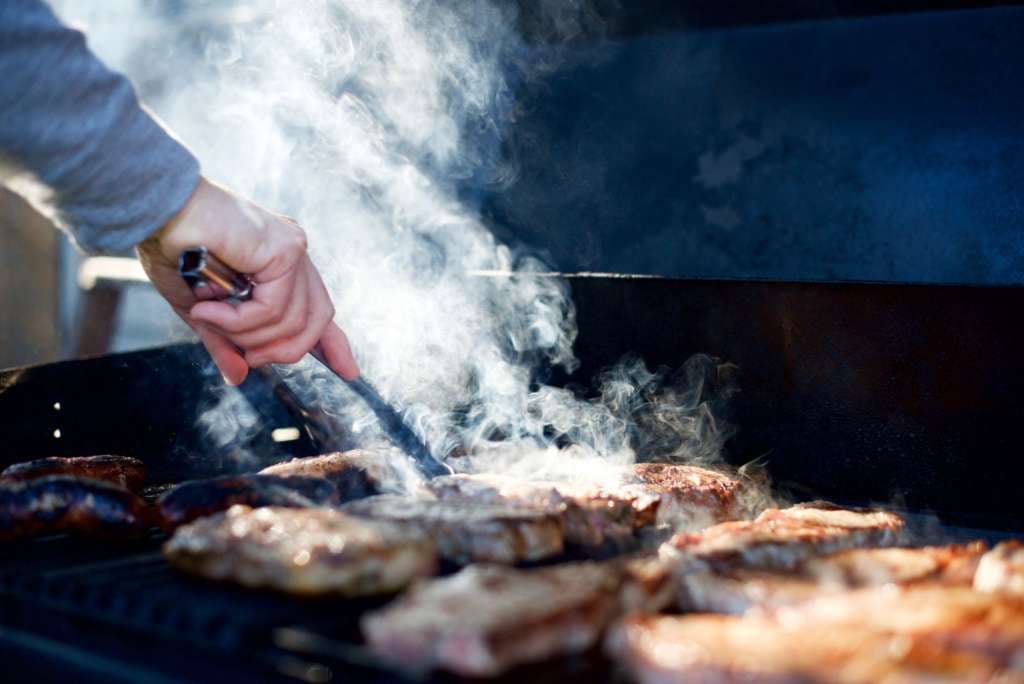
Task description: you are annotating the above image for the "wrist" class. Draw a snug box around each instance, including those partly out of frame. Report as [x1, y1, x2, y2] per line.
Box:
[143, 177, 216, 258]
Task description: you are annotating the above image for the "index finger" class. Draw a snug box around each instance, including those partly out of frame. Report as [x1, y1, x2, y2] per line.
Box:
[319, 321, 360, 381]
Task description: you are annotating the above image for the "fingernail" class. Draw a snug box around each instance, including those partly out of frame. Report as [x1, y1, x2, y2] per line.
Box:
[222, 373, 238, 387]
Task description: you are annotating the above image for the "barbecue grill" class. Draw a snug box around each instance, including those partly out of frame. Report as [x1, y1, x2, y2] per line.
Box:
[2, 276, 1021, 682]
[4, 1, 1024, 681]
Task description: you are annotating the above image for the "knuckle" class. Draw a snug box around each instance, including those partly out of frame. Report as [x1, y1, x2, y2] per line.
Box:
[286, 223, 308, 254]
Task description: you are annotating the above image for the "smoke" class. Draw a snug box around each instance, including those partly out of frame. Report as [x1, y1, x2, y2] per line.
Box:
[52, 0, 741, 486]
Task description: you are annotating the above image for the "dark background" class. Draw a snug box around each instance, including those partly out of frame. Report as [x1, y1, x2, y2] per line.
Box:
[471, 2, 1024, 284]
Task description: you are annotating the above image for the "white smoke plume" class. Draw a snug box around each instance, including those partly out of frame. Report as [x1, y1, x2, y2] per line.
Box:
[52, 0, 738, 487]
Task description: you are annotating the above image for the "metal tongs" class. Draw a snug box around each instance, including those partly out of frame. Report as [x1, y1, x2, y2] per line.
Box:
[179, 246, 451, 478]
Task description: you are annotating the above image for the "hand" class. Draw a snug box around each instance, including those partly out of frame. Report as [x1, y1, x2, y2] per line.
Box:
[137, 177, 359, 386]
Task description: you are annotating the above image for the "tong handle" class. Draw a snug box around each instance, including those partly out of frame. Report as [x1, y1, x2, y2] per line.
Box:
[179, 247, 254, 302]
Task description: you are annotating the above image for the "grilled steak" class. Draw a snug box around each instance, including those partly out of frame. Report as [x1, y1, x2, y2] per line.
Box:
[1, 455, 145, 492]
[342, 494, 563, 564]
[426, 474, 639, 549]
[777, 585, 1024, 668]
[0, 475, 150, 541]
[362, 557, 672, 677]
[624, 462, 746, 530]
[678, 543, 987, 614]
[163, 505, 436, 596]
[259, 450, 388, 502]
[156, 474, 339, 529]
[426, 463, 746, 546]
[661, 501, 907, 571]
[974, 540, 1024, 595]
[606, 612, 1018, 684]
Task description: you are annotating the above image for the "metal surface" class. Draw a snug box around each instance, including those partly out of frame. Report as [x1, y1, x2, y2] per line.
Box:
[178, 247, 253, 303]
[562, 276, 1024, 530]
[484, 5, 1024, 284]
[177, 247, 450, 478]
[0, 344, 328, 483]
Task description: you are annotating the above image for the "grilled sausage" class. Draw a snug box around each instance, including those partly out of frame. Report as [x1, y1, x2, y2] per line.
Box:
[1, 455, 146, 492]
[0, 475, 151, 541]
[155, 474, 340, 530]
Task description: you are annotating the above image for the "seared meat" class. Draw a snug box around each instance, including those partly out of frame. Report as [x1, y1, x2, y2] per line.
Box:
[661, 501, 907, 571]
[678, 543, 987, 614]
[426, 463, 746, 546]
[1, 455, 145, 492]
[0, 475, 150, 540]
[606, 612, 1018, 684]
[156, 474, 338, 529]
[163, 505, 436, 596]
[779, 585, 1024, 667]
[974, 540, 1024, 595]
[342, 494, 563, 564]
[426, 474, 639, 548]
[362, 557, 672, 677]
[624, 462, 746, 529]
[259, 450, 388, 502]
[617, 556, 676, 613]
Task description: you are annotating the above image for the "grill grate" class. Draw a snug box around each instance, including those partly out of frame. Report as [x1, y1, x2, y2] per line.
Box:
[0, 534, 414, 682]
[0, 534, 622, 683]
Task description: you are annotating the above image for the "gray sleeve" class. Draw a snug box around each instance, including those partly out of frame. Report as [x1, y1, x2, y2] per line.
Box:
[0, 0, 200, 254]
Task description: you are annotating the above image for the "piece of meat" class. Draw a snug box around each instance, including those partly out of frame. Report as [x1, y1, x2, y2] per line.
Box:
[163, 505, 436, 596]
[362, 557, 673, 677]
[0, 475, 151, 541]
[802, 542, 986, 586]
[617, 555, 676, 614]
[442, 450, 746, 532]
[606, 612, 1020, 684]
[678, 543, 987, 614]
[1, 455, 146, 492]
[661, 502, 907, 572]
[259, 450, 389, 502]
[426, 474, 639, 549]
[974, 540, 1024, 595]
[776, 585, 1024, 668]
[624, 462, 747, 530]
[342, 494, 563, 564]
[155, 474, 339, 530]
